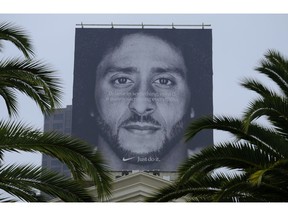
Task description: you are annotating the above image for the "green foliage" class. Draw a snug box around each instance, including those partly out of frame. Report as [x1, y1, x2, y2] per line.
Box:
[0, 21, 62, 116]
[0, 22, 112, 202]
[0, 22, 34, 58]
[0, 121, 112, 201]
[147, 50, 288, 202]
[0, 164, 94, 202]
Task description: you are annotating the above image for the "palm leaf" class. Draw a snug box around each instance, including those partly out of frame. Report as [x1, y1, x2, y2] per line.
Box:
[255, 50, 288, 97]
[243, 96, 288, 138]
[0, 193, 17, 202]
[244, 123, 288, 158]
[0, 58, 62, 116]
[0, 87, 17, 117]
[241, 78, 280, 99]
[147, 172, 247, 202]
[148, 50, 288, 202]
[184, 116, 256, 142]
[0, 164, 95, 202]
[0, 22, 34, 58]
[177, 141, 279, 184]
[185, 116, 287, 158]
[0, 120, 112, 200]
[146, 176, 220, 202]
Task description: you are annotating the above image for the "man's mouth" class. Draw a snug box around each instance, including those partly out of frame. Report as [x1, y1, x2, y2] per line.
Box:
[122, 123, 161, 135]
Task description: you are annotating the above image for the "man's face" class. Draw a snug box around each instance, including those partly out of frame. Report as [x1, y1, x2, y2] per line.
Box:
[94, 33, 191, 160]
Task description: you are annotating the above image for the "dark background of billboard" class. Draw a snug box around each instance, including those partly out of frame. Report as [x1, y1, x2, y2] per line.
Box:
[72, 28, 213, 170]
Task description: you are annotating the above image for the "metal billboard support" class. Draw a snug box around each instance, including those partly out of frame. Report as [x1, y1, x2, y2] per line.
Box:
[75, 23, 211, 29]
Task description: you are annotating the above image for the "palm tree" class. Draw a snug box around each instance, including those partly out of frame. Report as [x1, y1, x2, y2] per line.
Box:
[0, 22, 112, 202]
[147, 50, 288, 202]
[0, 22, 61, 116]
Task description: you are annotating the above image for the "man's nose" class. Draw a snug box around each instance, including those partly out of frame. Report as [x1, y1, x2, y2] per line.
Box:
[128, 91, 156, 116]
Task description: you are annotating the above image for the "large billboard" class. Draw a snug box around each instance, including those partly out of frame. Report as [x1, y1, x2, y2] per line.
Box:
[72, 28, 213, 172]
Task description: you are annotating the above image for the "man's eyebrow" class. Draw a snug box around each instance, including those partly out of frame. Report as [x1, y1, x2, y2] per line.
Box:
[152, 67, 186, 78]
[101, 66, 137, 75]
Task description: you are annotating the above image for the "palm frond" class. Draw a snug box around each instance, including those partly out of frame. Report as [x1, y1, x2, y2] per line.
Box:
[147, 172, 248, 202]
[184, 116, 243, 142]
[149, 50, 288, 202]
[0, 87, 17, 117]
[244, 122, 288, 158]
[0, 193, 17, 202]
[243, 96, 288, 138]
[185, 115, 288, 158]
[256, 50, 288, 97]
[0, 58, 63, 116]
[0, 164, 95, 202]
[241, 78, 280, 99]
[177, 141, 279, 184]
[0, 22, 34, 58]
[0, 120, 112, 200]
[252, 183, 288, 202]
[184, 116, 265, 144]
[255, 160, 288, 187]
[146, 176, 220, 202]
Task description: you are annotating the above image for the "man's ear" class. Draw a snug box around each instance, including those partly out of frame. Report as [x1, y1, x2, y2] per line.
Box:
[89, 108, 96, 118]
[190, 107, 195, 118]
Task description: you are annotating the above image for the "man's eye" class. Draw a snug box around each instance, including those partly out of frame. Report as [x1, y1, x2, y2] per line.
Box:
[113, 77, 133, 85]
[154, 78, 173, 86]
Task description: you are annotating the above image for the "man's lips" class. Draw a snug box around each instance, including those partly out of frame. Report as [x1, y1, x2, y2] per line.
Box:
[122, 123, 161, 135]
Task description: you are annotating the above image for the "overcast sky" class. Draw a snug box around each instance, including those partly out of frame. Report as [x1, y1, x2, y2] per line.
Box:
[0, 1, 288, 214]
[0, 13, 288, 167]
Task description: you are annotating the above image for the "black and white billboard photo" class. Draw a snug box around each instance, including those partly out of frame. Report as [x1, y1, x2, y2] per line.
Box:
[72, 28, 213, 172]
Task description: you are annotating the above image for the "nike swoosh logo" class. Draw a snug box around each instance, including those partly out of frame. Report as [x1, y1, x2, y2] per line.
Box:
[122, 157, 135, 162]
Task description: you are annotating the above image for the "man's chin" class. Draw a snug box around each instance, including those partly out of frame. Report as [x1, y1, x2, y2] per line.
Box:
[118, 129, 165, 153]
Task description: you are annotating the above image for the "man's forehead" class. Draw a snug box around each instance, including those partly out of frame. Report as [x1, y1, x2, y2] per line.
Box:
[121, 33, 169, 45]
[115, 33, 181, 55]
[97, 33, 187, 75]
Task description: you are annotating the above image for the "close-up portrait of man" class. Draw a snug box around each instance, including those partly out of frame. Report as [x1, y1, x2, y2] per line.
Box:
[72, 28, 213, 171]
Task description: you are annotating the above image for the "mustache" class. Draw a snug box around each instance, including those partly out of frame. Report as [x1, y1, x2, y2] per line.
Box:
[120, 113, 161, 127]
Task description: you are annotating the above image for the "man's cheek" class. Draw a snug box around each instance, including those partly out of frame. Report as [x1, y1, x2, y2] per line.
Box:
[104, 106, 125, 131]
